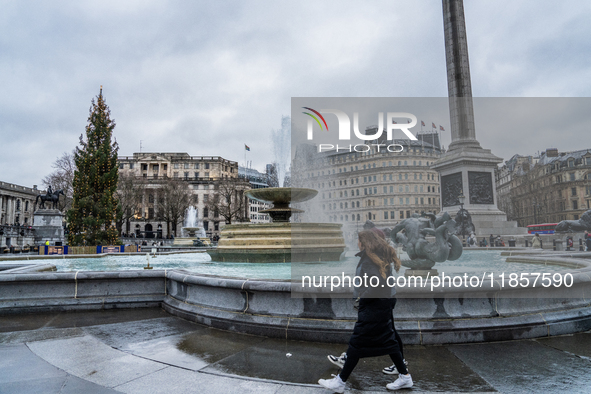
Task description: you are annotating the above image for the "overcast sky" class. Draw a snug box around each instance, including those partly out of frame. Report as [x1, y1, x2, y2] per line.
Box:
[2, 0, 591, 188]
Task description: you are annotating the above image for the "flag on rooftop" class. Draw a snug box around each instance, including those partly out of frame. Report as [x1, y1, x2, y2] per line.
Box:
[439, 125, 445, 131]
[245, 144, 250, 151]
[421, 120, 425, 127]
[432, 122, 436, 129]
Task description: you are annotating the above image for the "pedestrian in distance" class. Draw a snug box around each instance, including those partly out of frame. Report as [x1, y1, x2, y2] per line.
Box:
[585, 231, 591, 251]
[318, 230, 412, 393]
[532, 233, 542, 249]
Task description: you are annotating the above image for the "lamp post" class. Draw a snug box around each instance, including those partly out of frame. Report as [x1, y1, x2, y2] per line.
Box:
[458, 193, 467, 242]
[533, 199, 542, 225]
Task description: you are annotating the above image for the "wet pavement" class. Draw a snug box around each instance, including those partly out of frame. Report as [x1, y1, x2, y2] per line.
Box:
[1, 308, 591, 393]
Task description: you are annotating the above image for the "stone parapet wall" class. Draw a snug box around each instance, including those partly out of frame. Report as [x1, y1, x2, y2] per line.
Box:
[1, 258, 591, 344]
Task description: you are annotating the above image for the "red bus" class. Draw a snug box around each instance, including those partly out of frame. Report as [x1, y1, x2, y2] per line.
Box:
[527, 223, 557, 235]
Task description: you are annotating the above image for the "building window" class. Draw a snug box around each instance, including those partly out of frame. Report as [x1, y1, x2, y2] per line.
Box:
[184, 172, 189, 180]
[173, 163, 179, 169]
[142, 164, 148, 171]
[572, 187, 577, 196]
[194, 172, 199, 179]
[203, 207, 209, 217]
[119, 163, 124, 169]
[570, 173, 575, 181]
[129, 163, 134, 169]
[184, 163, 190, 169]
[205, 172, 209, 178]
[205, 163, 210, 169]
[194, 163, 199, 169]
[573, 200, 578, 210]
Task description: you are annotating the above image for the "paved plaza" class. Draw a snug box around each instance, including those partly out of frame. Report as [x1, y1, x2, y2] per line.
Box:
[1, 308, 591, 393]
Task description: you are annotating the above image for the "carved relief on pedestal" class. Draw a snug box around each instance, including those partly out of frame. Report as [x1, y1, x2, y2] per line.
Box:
[468, 171, 494, 205]
[441, 172, 463, 208]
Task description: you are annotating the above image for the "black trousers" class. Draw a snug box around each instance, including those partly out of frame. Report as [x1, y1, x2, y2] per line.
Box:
[340, 301, 407, 382]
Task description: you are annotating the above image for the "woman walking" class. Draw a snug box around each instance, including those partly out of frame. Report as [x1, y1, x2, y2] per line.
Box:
[318, 230, 412, 392]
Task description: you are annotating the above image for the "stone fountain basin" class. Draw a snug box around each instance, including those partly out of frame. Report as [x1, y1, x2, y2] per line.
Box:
[245, 187, 318, 205]
[2, 252, 591, 345]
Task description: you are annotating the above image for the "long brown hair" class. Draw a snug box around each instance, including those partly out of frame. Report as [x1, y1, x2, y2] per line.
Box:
[358, 230, 401, 277]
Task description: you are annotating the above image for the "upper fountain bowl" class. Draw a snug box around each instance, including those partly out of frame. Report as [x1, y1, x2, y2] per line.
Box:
[245, 187, 318, 205]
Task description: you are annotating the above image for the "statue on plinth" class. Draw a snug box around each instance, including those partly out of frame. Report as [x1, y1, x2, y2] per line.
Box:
[556, 210, 591, 233]
[35, 186, 65, 210]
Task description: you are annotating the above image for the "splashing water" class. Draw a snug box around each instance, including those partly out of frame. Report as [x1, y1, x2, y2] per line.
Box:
[183, 206, 206, 237]
[271, 115, 291, 187]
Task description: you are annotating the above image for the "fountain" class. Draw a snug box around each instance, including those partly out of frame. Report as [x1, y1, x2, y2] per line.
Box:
[207, 187, 345, 263]
[173, 206, 210, 246]
[207, 187, 346, 262]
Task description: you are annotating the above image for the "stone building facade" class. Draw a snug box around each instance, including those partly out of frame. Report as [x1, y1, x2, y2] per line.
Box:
[117, 152, 246, 239]
[238, 166, 271, 224]
[505, 148, 591, 227]
[293, 134, 443, 236]
[495, 154, 538, 222]
[0, 181, 38, 226]
[0, 181, 38, 249]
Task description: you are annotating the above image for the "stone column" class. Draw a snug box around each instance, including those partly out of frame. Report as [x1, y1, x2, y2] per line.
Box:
[433, 0, 526, 237]
[6, 198, 13, 225]
[442, 0, 481, 151]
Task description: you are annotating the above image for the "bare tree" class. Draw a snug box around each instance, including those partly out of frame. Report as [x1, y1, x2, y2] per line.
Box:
[266, 163, 279, 187]
[156, 178, 192, 236]
[115, 173, 144, 236]
[41, 151, 75, 212]
[207, 177, 251, 224]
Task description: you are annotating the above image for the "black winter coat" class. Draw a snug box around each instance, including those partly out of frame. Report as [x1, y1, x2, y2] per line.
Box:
[347, 251, 401, 358]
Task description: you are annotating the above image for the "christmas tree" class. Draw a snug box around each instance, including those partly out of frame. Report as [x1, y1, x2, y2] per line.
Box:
[67, 87, 119, 246]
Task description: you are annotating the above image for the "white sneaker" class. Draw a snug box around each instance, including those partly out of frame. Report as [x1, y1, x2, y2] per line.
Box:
[327, 352, 347, 368]
[383, 359, 408, 375]
[318, 374, 346, 393]
[386, 374, 413, 390]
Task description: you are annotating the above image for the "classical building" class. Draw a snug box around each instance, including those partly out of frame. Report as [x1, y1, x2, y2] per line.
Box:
[495, 154, 538, 221]
[293, 133, 443, 235]
[117, 152, 245, 239]
[239, 166, 272, 224]
[0, 181, 38, 250]
[506, 148, 591, 227]
[0, 181, 38, 226]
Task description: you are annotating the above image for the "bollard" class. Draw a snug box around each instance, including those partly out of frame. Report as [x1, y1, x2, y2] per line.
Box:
[580, 238, 584, 251]
[525, 239, 529, 247]
[553, 239, 556, 251]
